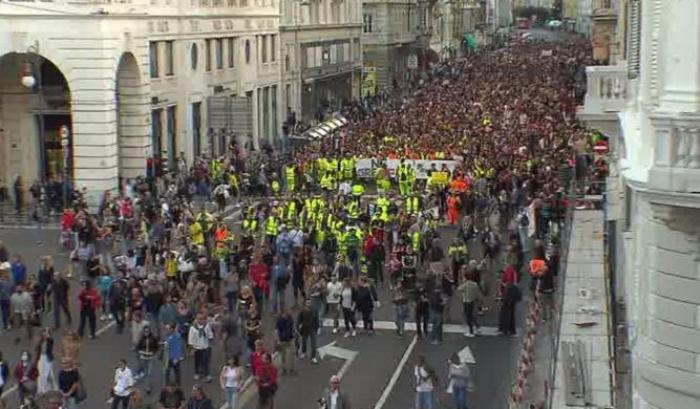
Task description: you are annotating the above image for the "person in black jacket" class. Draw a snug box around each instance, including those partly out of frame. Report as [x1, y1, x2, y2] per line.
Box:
[414, 285, 430, 338]
[297, 299, 319, 364]
[355, 277, 378, 334]
[51, 272, 71, 330]
[498, 282, 522, 337]
[429, 288, 445, 344]
[136, 325, 160, 394]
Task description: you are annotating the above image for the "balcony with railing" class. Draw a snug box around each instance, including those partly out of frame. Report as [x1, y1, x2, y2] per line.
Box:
[580, 64, 628, 116]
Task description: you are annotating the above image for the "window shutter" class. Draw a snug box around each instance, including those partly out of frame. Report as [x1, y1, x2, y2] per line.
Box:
[627, 0, 641, 79]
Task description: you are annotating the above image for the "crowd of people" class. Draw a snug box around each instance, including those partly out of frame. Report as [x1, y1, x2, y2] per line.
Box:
[0, 35, 603, 409]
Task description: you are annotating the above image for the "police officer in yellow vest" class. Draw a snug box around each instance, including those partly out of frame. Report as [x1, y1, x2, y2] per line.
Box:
[448, 237, 469, 285]
[286, 199, 298, 226]
[271, 179, 281, 196]
[285, 165, 296, 193]
[351, 180, 365, 198]
[373, 195, 390, 223]
[346, 199, 360, 220]
[405, 195, 420, 216]
[243, 206, 258, 236]
[265, 211, 279, 248]
[397, 160, 411, 197]
[341, 157, 355, 181]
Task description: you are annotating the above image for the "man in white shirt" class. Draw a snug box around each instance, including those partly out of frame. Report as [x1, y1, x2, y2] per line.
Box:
[111, 359, 134, 409]
[324, 375, 350, 409]
[326, 276, 343, 334]
[188, 312, 214, 382]
[413, 355, 435, 409]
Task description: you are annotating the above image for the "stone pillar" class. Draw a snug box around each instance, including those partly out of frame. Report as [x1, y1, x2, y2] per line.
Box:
[632, 201, 700, 409]
[116, 56, 150, 179]
[69, 74, 119, 206]
[658, 0, 700, 112]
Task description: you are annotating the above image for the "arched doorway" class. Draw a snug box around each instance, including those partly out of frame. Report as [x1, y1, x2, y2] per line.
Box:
[116, 53, 148, 180]
[0, 52, 72, 208]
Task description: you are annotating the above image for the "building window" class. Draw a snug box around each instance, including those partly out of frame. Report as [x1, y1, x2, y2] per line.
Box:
[363, 13, 373, 33]
[271, 85, 277, 138]
[227, 38, 235, 67]
[205, 39, 212, 71]
[215, 38, 224, 69]
[271, 35, 276, 62]
[261, 35, 268, 63]
[151, 109, 163, 157]
[191, 43, 198, 70]
[165, 41, 175, 76]
[149, 41, 159, 78]
[245, 39, 251, 64]
[166, 106, 177, 165]
[263, 86, 270, 137]
[192, 102, 202, 157]
[285, 54, 290, 71]
[285, 83, 292, 114]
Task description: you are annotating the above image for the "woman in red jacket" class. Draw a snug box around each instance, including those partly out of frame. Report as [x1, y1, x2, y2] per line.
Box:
[248, 254, 269, 312]
[256, 352, 278, 409]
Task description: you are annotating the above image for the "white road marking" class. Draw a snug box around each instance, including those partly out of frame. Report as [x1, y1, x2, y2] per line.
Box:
[373, 334, 418, 409]
[317, 341, 358, 379]
[322, 319, 501, 336]
[0, 320, 117, 400]
[458, 345, 476, 364]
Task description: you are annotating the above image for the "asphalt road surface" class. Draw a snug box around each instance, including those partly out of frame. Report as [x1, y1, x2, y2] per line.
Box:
[0, 210, 526, 409]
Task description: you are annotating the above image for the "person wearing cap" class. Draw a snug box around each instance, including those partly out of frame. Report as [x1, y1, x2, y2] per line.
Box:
[323, 375, 351, 409]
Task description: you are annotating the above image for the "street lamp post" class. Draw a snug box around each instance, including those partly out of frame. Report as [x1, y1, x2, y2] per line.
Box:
[59, 125, 71, 209]
[21, 41, 47, 183]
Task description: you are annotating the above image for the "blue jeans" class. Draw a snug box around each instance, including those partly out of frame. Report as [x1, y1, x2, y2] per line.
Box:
[430, 311, 443, 342]
[137, 357, 154, 390]
[395, 304, 408, 334]
[415, 390, 434, 409]
[224, 386, 238, 409]
[453, 386, 468, 409]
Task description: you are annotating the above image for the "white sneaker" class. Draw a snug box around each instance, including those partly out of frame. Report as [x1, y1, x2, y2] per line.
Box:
[311, 358, 318, 364]
[299, 353, 306, 359]
[344, 332, 350, 338]
[464, 332, 475, 338]
[351, 330, 357, 337]
[332, 328, 338, 334]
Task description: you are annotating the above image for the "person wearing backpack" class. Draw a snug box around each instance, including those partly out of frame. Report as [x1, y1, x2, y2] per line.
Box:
[413, 354, 436, 409]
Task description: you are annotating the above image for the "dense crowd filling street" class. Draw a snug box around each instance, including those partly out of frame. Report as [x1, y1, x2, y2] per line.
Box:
[0, 35, 608, 409]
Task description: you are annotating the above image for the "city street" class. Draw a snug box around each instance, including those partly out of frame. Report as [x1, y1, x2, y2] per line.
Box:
[0, 214, 526, 409]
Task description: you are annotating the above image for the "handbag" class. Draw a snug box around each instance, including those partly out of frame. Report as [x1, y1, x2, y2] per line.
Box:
[74, 378, 87, 402]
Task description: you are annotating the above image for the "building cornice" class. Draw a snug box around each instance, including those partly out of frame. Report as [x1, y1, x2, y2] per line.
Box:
[627, 178, 700, 210]
[279, 23, 362, 31]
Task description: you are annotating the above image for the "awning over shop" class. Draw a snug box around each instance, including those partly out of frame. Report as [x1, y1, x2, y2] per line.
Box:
[301, 115, 349, 140]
